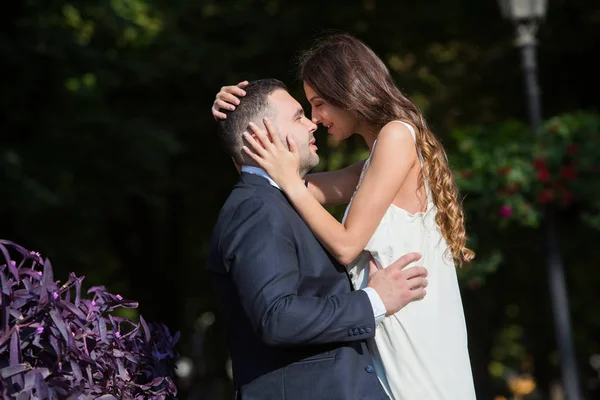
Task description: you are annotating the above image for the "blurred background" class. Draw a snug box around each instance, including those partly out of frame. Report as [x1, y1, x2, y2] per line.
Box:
[2, 0, 599, 399]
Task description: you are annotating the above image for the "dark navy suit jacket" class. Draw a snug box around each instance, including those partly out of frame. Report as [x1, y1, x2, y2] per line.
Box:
[207, 173, 389, 400]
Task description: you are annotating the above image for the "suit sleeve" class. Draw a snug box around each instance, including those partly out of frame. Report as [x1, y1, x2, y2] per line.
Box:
[221, 197, 376, 346]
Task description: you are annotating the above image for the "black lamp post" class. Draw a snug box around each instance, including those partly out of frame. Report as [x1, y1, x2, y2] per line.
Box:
[497, 1, 583, 399]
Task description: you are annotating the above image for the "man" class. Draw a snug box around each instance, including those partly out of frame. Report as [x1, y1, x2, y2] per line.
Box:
[207, 79, 428, 400]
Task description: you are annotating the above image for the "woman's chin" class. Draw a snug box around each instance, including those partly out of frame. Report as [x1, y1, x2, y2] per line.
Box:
[327, 134, 342, 146]
[332, 133, 350, 142]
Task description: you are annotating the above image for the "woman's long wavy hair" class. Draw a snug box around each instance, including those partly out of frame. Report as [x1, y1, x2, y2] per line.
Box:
[299, 34, 474, 265]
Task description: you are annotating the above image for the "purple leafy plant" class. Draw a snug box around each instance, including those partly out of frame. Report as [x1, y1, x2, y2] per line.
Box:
[0, 240, 178, 399]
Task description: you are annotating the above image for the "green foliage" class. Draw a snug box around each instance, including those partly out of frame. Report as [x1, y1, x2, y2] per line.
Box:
[451, 112, 600, 229]
[443, 112, 599, 289]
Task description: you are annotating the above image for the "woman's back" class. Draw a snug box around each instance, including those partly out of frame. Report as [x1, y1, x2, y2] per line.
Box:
[343, 121, 476, 400]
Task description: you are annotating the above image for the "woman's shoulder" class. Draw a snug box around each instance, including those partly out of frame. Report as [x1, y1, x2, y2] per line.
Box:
[379, 120, 417, 141]
[371, 121, 418, 159]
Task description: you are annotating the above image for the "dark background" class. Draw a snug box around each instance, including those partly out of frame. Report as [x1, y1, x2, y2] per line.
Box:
[2, 0, 599, 398]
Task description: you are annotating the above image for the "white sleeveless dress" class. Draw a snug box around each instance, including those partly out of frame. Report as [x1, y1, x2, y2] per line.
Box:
[343, 121, 476, 399]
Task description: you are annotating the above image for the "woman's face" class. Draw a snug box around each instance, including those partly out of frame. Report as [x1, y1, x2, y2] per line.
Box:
[303, 82, 358, 142]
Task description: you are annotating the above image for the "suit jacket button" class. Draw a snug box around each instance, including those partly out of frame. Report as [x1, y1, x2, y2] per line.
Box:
[366, 327, 372, 333]
[365, 365, 374, 373]
[359, 328, 365, 334]
[348, 328, 354, 336]
[353, 328, 360, 335]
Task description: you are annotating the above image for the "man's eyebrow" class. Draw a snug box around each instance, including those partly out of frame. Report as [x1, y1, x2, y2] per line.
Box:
[293, 108, 304, 119]
[308, 96, 322, 102]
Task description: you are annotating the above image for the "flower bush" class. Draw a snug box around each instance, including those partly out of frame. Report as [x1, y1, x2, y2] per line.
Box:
[0, 240, 178, 399]
[450, 112, 600, 286]
[452, 111, 600, 229]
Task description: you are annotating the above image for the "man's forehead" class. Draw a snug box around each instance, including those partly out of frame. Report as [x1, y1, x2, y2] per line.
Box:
[268, 89, 301, 114]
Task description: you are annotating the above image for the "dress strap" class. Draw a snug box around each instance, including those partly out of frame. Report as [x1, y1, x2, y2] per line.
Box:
[389, 120, 424, 165]
[390, 120, 417, 141]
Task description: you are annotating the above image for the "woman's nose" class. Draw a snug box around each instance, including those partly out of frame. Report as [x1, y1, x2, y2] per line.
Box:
[311, 109, 321, 124]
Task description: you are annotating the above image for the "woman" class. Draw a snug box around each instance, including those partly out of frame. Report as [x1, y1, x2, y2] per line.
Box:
[212, 34, 476, 400]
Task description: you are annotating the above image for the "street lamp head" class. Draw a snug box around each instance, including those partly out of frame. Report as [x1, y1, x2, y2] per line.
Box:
[498, 0, 548, 22]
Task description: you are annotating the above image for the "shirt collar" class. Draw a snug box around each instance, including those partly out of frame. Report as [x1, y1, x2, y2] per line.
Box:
[241, 166, 281, 190]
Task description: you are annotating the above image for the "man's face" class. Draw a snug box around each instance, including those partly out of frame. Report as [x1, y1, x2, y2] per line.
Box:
[268, 89, 319, 176]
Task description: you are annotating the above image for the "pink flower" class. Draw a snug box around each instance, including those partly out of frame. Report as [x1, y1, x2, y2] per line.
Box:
[116, 294, 123, 301]
[499, 205, 513, 218]
[9, 260, 16, 267]
[536, 168, 550, 182]
[562, 190, 574, 205]
[533, 158, 546, 169]
[115, 331, 121, 339]
[469, 280, 481, 290]
[537, 190, 555, 204]
[36, 326, 44, 335]
[560, 165, 577, 181]
[52, 292, 59, 300]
